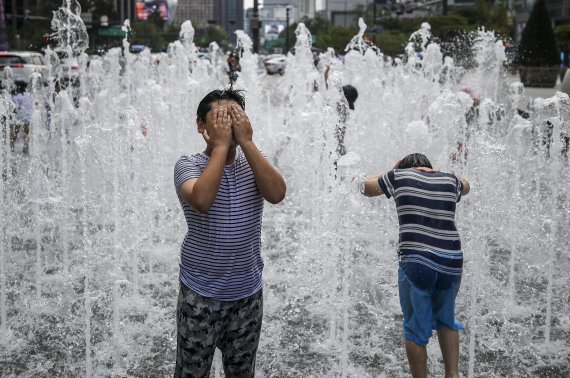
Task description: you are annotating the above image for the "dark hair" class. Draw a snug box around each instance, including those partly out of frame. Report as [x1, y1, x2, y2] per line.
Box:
[342, 85, 358, 110]
[11, 81, 27, 95]
[398, 153, 433, 169]
[196, 89, 246, 122]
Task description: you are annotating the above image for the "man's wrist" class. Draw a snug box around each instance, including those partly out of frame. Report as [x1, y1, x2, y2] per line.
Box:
[212, 144, 230, 153]
[238, 139, 255, 149]
[359, 180, 366, 195]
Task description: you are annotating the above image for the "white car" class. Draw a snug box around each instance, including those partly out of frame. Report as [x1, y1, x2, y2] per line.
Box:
[264, 54, 286, 75]
[59, 57, 81, 83]
[0, 51, 48, 85]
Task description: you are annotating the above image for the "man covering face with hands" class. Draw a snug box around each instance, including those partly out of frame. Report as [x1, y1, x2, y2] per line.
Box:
[173, 89, 286, 377]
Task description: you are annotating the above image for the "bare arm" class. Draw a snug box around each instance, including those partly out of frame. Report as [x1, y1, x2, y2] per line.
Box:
[230, 104, 286, 204]
[179, 107, 233, 213]
[361, 174, 385, 197]
[179, 146, 229, 213]
[459, 177, 470, 196]
[361, 162, 398, 197]
[240, 141, 287, 204]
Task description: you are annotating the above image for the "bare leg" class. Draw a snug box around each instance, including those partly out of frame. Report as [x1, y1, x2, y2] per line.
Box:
[9, 124, 19, 151]
[437, 327, 460, 378]
[405, 339, 428, 378]
[23, 124, 29, 154]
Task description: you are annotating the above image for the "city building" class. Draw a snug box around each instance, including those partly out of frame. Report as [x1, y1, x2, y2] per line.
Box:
[116, 0, 137, 25]
[172, 0, 214, 26]
[321, 0, 369, 27]
[214, 0, 244, 43]
[256, 3, 297, 52]
[244, 7, 254, 36]
[263, 0, 316, 20]
[171, 0, 243, 44]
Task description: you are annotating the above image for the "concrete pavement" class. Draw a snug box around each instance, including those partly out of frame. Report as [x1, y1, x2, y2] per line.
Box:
[505, 72, 566, 111]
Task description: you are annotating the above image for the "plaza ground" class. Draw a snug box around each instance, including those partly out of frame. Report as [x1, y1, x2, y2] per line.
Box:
[506, 72, 565, 111]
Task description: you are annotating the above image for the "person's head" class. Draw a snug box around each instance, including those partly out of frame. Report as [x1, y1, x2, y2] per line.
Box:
[397, 153, 433, 169]
[342, 85, 358, 110]
[196, 89, 246, 145]
[197, 89, 245, 123]
[12, 82, 27, 95]
[459, 85, 480, 107]
[227, 52, 238, 63]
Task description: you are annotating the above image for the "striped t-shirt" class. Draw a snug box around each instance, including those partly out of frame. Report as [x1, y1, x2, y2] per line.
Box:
[174, 148, 264, 301]
[378, 168, 464, 276]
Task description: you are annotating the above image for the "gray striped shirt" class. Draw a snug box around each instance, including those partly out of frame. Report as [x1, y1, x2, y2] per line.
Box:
[174, 148, 264, 300]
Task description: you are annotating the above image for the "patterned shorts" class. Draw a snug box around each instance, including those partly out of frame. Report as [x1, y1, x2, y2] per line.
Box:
[174, 283, 263, 378]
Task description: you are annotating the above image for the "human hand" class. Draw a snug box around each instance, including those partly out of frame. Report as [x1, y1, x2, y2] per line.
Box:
[229, 103, 253, 146]
[351, 174, 366, 193]
[201, 107, 232, 148]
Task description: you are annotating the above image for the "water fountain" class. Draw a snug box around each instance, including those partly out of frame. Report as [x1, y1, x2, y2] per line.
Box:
[0, 1, 569, 376]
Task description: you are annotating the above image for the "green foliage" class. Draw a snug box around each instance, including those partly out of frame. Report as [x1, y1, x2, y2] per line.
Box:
[375, 31, 408, 56]
[195, 25, 229, 49]
[436, 31, 478, 69]
[129, 15, 168, 52]
[451, 0, 513, 36]
[319, 26, 359, 51]
[6, 19, 51, 51]
[5, 0, 119, 51]
[6, 0, 516, 56]
[555, 24, 570, 45]
[427, 15, 469, 35]
[299, 16, 361, 52]
[128, 17, 229, 52]
[302, 16, 330, 36]
[516, 0, 559, 67]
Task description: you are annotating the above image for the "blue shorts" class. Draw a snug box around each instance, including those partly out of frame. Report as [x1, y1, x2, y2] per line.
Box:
[398, 262, 464, 346]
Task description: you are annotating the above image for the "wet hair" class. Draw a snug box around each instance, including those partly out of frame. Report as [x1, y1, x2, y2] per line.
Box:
[11, 81, 27, 95]
[196, 89, 246, 122]
[342, 85, 358, 110]
[397, 153, 433, 169]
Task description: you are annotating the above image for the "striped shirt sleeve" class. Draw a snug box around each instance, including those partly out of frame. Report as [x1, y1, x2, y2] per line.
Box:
[455, 176, 463, 203]
[378, 170, 396, 198]
[174, 155, 202, 194]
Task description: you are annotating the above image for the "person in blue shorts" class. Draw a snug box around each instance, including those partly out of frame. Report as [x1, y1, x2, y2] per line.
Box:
[359, 153, 470, 378]
[173, 89, 286, 377]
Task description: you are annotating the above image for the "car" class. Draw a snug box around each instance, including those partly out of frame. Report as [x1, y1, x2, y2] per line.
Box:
[0, 51, 48, 86]
[264, 54, 286, 75]
[197, 51, 210, 61]
[48, 51, 82, 84]
[59, 57, 81, 83]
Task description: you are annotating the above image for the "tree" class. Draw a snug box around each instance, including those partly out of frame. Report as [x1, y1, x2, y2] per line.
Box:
[515, 0, 559, 67]
[375, 30, 408, 56]
[189, 24, 229, 50]
[130, 12, 168, 51]
[313, 25, 358, 52]
[203, 25, 229, 48]
[555, 24, 570, 45]
[452, 0, 514, 37]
